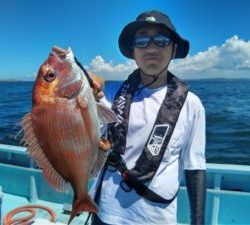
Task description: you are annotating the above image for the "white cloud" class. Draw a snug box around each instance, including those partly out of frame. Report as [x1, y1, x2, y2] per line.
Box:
[169, 35, 250, 79]
[87, 35, 250, 80]
[15, 36, 250, 81]
[87, 56, 137, 80]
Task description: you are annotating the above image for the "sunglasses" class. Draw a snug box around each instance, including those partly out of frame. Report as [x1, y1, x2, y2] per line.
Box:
[133, 34, 173, 48]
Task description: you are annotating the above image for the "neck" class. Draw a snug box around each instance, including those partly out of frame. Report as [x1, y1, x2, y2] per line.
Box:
[140, 69, 168, 89]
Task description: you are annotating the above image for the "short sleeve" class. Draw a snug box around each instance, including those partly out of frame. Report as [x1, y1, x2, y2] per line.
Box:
[181, 94, 206, 170]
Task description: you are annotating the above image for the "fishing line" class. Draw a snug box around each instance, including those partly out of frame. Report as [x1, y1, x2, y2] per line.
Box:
[84, 212, 92, 225]
[74, 57, 95, 89]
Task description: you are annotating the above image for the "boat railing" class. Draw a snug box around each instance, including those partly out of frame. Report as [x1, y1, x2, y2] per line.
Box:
[1, 143, 250, 225]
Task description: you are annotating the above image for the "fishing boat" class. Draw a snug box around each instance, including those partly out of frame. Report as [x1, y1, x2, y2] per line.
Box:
[0, 143, 250, 225]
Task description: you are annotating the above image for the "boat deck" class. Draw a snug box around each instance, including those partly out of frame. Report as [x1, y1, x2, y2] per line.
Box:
[1, 143, 250, 225]
[2, 192, 89, 224]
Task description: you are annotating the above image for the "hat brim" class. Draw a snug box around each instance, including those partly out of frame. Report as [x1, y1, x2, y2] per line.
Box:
[118, 20, 189, 59]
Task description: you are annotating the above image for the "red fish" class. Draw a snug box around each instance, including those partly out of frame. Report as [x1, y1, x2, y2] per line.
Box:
[21, 46, 116, 224]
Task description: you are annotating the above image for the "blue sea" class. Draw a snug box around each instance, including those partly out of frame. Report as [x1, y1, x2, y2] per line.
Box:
[1, 79, 250, 165]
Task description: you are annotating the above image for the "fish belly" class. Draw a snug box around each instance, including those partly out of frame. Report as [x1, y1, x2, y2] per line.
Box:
[32, 103, 99, 194]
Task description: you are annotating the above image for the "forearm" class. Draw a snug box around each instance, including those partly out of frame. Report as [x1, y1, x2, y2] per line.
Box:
[185, 170, 206, 225]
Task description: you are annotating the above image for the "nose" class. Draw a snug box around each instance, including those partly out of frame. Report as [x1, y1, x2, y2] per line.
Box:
[145, 41, 158, 54]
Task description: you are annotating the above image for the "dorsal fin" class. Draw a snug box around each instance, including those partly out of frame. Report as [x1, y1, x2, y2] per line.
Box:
[21, 113, 68, 192]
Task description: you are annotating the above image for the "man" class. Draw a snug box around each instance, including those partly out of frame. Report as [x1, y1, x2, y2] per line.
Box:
[90, 10, 206, 225]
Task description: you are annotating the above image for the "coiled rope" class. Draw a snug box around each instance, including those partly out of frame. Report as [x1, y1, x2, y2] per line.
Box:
[3, 204, 56, 225]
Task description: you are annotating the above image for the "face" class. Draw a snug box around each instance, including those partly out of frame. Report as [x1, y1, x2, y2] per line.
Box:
[132, 25, 176, 76]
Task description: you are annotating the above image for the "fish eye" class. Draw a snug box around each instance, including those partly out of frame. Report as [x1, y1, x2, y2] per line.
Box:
[44, 70, 56, 82]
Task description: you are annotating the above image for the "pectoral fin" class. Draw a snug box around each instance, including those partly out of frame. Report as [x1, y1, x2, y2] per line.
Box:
[96, 102, 118, 124]
[77, 95, 88, 109]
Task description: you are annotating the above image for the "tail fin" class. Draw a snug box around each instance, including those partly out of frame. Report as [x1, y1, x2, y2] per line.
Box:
[68, 196, 98, 224]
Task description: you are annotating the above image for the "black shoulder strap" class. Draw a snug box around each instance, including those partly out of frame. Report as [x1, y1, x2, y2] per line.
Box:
[128, 73, 188, 182]
[108, 69, 141, 154]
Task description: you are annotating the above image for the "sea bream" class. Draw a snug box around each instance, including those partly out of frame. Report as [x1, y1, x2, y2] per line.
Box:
[21, 46, 116, 224]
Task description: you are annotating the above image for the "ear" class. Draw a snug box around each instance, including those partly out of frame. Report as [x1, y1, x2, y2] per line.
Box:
[171, 44, 178, 58]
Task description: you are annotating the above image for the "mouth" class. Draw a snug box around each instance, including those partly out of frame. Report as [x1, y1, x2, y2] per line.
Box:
[144, 56, 160, 61]
[59, 79, 83, 99]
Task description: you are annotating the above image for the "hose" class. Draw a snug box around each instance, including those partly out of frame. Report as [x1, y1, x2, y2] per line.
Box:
[3, 204, 56, 225]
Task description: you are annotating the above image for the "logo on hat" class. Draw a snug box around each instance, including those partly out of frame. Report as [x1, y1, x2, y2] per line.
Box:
[145, 16, 156, 22]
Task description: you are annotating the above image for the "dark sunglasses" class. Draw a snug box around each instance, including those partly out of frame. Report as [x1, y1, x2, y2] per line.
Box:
[133, 34, 173, 48]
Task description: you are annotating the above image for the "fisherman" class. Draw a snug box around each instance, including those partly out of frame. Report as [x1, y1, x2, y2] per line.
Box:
[90, 10, 206, 225]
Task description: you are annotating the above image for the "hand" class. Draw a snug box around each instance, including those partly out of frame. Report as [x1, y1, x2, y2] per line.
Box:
[88, 71, 105, 101]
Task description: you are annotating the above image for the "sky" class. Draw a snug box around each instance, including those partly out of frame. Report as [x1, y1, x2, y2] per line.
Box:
[0, 0, 250, 81]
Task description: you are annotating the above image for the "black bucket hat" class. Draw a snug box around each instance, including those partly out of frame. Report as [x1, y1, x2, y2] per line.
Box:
[118, 10, 189, 59]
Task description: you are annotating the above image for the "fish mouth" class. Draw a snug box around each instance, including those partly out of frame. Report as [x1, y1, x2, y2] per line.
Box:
[59, 79, 83, 99]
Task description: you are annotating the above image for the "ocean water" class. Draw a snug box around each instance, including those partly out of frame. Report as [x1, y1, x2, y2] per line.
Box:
[1, 79, 250, 165]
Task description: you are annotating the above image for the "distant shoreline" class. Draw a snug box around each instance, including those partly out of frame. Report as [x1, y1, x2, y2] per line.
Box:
[0, 80, 34, 82]
[0, 77, 250, 82]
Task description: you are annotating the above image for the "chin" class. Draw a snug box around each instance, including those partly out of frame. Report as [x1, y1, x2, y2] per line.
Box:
[142, 65, 161, 75]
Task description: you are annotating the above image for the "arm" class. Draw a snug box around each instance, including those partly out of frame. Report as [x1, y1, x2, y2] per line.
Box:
[185, 170, 206, 225]
[181, 93, 206, 225]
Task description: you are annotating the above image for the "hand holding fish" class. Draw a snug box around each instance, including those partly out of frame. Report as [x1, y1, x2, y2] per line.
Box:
[88, 70, 105, 101]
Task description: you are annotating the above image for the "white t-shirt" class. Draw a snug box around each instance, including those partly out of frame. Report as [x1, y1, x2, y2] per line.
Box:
[90, 83, 206, 225]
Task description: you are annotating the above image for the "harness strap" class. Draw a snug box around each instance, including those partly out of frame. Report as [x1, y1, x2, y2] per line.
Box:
[94, 70, 188, 205]
[106, 151, 177, 204]
[123, 172, 178, 204]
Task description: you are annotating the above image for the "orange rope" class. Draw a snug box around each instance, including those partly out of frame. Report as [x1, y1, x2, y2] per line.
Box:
[3, 204, 56, 225]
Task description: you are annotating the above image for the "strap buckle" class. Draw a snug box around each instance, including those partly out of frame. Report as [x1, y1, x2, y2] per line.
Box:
[107, 151, 127, 174]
